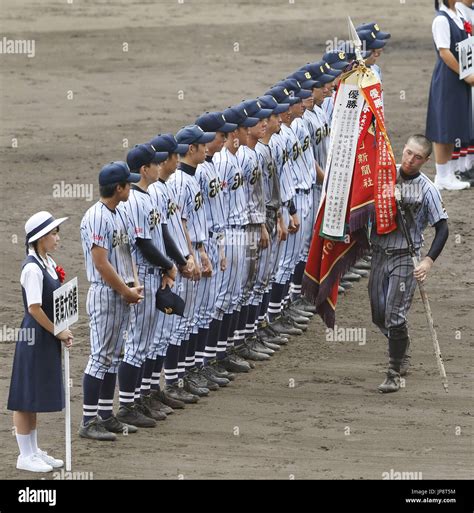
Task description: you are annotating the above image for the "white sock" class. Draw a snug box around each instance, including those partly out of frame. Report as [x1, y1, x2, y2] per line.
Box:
[436, 162, 450, 180]
[16, 433, 33, 458]
[30, 429, 39, 453]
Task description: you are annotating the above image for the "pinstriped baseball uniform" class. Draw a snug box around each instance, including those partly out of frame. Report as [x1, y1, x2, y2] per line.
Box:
[192, 156, 226, 338]
[212, 147, 248, 327]
[369, 169, 448, 336]
[322, 94, 335, 126]
[269, 130, 296, 204]
[121, 185, 167, 367]
[80, 201, 135, 378]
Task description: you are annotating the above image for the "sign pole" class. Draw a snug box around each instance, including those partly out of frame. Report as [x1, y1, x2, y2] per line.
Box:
[64, 333, 71, 471]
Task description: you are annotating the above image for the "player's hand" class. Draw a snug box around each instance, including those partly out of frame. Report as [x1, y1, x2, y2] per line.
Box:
[220, 255, 227, 271]
[165, 264, 178, 281]
[259, 224, 270, 249]
[161, 274, 175, 290]
[278, 216, 288, 241]
[180, 255, 195, 279]
[200, 251, 213, 278]
[414, 257, 433, 283]
[464, 74, 474, 87]
[192, 264, 202, 281]
[124, 286, 144, 304]
[288, 214, 300, 233]
[57, 329, 74, 347]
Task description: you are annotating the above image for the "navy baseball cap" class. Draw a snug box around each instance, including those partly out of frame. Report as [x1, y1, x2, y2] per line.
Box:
[176, 125, 216, 146]
[239, 99, 273, 120]
[127, 144, 169, 172]
[155, 285, 185, 316]
[264, 86, 300, 105]
[300, 62, 335, 84]
[322, 50, 350, 70]
[223, 105, 260, 127]
[257, 94, 290, 114]
[149, 133, 189, 155]
[357, 30, 386, 50]
[195, 111, 238, 133]
[99, 161, 141, 186]
[336, 41, 372, 61]
[357, 22, 391, 39]
[290, 70, 319, 90]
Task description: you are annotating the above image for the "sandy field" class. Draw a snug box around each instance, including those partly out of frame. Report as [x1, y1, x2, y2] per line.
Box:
[0, 0, 472, 482]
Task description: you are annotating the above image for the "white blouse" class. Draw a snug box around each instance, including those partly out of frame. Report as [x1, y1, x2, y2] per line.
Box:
[432, 4, 466, 50]
[20, 250, 58, 307]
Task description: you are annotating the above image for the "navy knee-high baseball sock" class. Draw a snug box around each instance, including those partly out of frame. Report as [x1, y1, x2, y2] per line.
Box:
[98, 371, 117, 420]
[164, 344, 180, 385]
[118, 361, 140, 408]
[185, 332, 198, 371]
[195, 328, 209, 368]
[203, 318, 222, 365]
[82, 373, 103, 424]
[282, 279, 292, 309]
[268, 282, 285, 322]
[150, 355, 166, 391]
[291, 261, 306, 301]
[235, 305, 249, 346]
[257, 291, 270, 327]
[140, 358, 155, 396]
[134, 365, 144, 401]
[246, 304, 259, 338]
[217, 313, 233, 359]
[177, 339, 189, 380]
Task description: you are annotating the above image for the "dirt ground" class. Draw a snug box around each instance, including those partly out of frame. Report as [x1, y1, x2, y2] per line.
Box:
[0, 0, 472, 481]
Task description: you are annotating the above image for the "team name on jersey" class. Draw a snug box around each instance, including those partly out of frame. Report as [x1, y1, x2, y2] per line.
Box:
[112, 229, 129, 248]
[316, 123, 330, 144]
[249, 165, 262, 185]
[267, 160, 275, 178]
[167, 198, 178, 217]
[292, 142, 300, 160]
[194, 191, 204, 211]
[231, 171, 244, 190]
[302, 135, 310, 152]
[209, 177, 222, 198]
[148, 208, 161, 229]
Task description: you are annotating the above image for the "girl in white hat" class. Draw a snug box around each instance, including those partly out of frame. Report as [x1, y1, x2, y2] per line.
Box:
[7, 211, 73, 473]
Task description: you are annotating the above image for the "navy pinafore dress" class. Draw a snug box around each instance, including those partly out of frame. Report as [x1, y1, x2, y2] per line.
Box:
[7, 255, 65, 412]
[426, 11, 472, 144]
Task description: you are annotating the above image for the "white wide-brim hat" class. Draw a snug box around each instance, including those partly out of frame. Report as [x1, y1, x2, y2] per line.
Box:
[25, 211, 68, 244]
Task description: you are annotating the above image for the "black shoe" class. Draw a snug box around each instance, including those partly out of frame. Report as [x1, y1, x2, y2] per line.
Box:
[291, 297, 317, 314]
[261, 339, 280, 351]
[342, 271, 360, 282]
[157, 388, 185, 409]
[287, 304, 313, 318]
[338, 285, 345, 294]
[137, 396, 167, 421]
[163, 383, 198, 404]
[259, 325, 288, 345]
[281, 312, 307, 331]
[148, 390, 174, 415]
[187, 368, 211, 389]
[340, 280, 352, 289]
[350, 266, 369, 277]
[456, 170, 474, 186]
[377, 369, 401, 393]
[200, 366, 230, 387]
[194, 368, 220, 391]
[78, 416, 117, 441]
[116, 404, 157, 428]
[247, 336, 274, 355]
[221, 354, 250, 373]
[235, 341, 270, 361]
[98, 414, 138, 434]
[285, 308, 310, 324]
[210, 360, 235, 380]
[184, 376, 209, 397]
[270, 317, 302, 336]
[354, 258, 371, 270]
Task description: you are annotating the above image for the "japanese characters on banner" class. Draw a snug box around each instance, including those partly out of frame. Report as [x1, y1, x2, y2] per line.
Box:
[53, 277, 79, 335]
[458, 36, 473, 80]
[322, 77, 365, 239]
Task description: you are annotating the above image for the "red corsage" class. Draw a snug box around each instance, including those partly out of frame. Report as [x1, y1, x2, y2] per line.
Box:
[464, 20, 472, 36]
[55, 265, 66, 283]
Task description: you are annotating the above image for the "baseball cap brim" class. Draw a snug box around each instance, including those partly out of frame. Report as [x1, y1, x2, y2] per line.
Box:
[329, 61, 350, 70]
[241, 116, 260, 127]
[197, 132, 216, 144]
[127, 172, 142, 183]
[253, 108, 273, 119]
[300, 79, 318, 89]
[367, 39, 386, 49]
[287, 97, 302, 105]
[218, 122, 238, 133]
[377, 31, 391, 39]
[175, 143, 190, 154]
[152, 151, 171, 164]
[296, 89, 312, 99]
[272, 103, 290, 114]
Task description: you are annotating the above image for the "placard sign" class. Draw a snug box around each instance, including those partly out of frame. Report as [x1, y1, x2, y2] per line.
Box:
[53, 277, 78, 335]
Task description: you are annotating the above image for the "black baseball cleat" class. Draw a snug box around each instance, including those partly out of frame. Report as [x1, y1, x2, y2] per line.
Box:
[78, 416, 117, 441]
[354, 258, 371, 270]
[377, 369, 401, 393]
[257, 325, 288, 345]
[350, 266, 369, 277]
[338, 285, 345, 294]
[199, 365, 230, 387]
[184, 375, 209, 397]
[157, 388, 186, 409]
[340, 280, 352, 289]
[288, 304, 314, 318]
[235, 341, 270, 361]
[260, 338, 280, 351]
[163, 383, 198, 404]
[286, 308, 310, 324]
[148, 390, 174, 415]
[270, 317, 302, 336]
[221, 353, 250, 373]
[342, 271, 361, 282]
[291, 297, 317, 314]
[247, 336, 274, 355]
[116, 404, 157, 427]
[97, 414, 138, 434]
[210, 359, 236, 380]
[456, 170, 474, 186]
[281, 311, 308, 331]
[194, 367, 220, 391]
[136, 396, 167, 421]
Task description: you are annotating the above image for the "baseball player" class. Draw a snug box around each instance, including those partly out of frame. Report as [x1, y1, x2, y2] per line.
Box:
[192, 111, 239, 386]
[141, 133, 195, 410]
[79, 161, 143, 441]
[163, 125, 215, 399]
[115, 144, 178, 428]
[369, 135, 449, 393]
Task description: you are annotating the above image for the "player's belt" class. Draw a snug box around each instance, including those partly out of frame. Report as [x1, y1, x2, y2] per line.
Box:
[372, 245, 411, 256]
[227, 224, 247, 230]
[295, 188, 311, 194]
